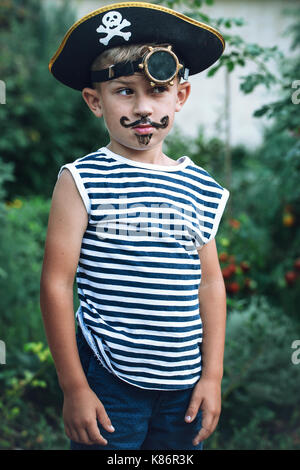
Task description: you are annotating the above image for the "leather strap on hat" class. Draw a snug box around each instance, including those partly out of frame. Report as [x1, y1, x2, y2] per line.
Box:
[91, 46, 189, 87]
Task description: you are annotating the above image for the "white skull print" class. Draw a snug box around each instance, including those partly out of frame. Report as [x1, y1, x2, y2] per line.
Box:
[96, 11, 132, 46]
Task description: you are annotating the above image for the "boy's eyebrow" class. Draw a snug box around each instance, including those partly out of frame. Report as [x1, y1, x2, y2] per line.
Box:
[110, 79, 132, 85]
[108, 75, 143, 86]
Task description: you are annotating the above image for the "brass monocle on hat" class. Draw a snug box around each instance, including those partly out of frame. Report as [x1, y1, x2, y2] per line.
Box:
[90, 45, 188, 87]
[138, 46, 184, 87]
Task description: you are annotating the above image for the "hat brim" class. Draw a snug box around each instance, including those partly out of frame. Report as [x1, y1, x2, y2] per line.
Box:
[49, 2, 225, 91]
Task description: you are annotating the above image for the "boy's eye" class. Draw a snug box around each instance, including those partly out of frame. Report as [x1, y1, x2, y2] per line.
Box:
[118, 88, 133, 96]
[152, 86, 168, 94]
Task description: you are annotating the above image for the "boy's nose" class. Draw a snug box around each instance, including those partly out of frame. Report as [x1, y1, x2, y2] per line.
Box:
[132, 96, 153, 118]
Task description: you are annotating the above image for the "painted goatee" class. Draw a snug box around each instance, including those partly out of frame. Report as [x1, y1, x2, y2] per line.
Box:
[135, 134, 153, 145]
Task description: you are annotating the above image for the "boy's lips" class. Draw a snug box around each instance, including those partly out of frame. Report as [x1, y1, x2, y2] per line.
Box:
[133, 125, 154, 134]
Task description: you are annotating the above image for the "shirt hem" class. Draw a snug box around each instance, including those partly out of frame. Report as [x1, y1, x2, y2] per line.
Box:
[77, 311, 201, 391]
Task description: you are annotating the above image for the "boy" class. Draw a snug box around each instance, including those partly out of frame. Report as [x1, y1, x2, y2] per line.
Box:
[40, 2, 229, 450]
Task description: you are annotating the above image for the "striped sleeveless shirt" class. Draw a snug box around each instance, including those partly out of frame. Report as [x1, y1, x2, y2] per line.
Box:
[58, 147, 229, 390]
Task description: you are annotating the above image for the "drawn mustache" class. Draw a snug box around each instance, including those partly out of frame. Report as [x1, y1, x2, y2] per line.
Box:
[120, 115, 169, 129]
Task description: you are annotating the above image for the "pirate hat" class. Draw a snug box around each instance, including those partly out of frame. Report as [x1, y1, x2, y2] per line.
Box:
[49, 2, 225, 91]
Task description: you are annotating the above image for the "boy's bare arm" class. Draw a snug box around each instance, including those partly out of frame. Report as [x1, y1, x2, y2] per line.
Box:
[197, 238, 226, 382]
[40, 169, 114, 445]
[185, 239, 226, 445]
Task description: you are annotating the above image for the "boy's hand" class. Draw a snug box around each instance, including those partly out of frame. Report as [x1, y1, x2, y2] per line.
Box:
[184, 377, 221, 446]
[63, 385, 115, 445]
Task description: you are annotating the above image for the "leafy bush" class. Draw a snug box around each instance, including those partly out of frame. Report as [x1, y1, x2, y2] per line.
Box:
[0, 0, 108, 200]
[0, 170, 78, 449]
[206, 295, 300, 450]
[0, 195, 50, 347]
[0, 341, 68, 449]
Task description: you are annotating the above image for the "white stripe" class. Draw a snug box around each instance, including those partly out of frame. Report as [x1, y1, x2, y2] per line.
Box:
[105, 340, 201, 357]
[82, 235, 200, 254]
[109, 359, 202, 377]
[83, 311, 201, 328]
[78, 258, 200, 275]
[80, 246, 201, 266]
[80, 301, 199, 318]
[115, 371, 201, 386]
[86, 182, 222, 213]
[77, 269, 201, 286]
[90, 325, 201, 348]
[76, 275, 198, 296]
[78, 288, 199, 307]
[106, 326, 203, 338]
[78, 164, 224, 198]
[110, 351, 201, 367]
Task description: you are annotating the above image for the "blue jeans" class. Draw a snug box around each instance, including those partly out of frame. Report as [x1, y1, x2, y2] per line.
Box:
[70, 327, 203, 450]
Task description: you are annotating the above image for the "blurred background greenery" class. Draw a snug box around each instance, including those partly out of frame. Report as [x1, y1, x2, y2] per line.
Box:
[0, 0, 300, 450]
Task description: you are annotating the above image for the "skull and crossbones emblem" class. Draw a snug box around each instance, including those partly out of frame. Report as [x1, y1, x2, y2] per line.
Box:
[96, 11, 132, 46]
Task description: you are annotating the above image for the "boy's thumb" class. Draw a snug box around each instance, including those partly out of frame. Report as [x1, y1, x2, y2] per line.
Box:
[184, 402, 199, 423]
[96, 403, 115, 433]
[185, 414, 194, 423]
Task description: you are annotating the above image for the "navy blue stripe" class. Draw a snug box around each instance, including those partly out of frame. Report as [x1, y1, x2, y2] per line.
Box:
[77, 280, 198, 301]
[84, 323, 200, 353]
[108, 344, 201, 363]
[78, 292, 198, 313]
[110, 362, 201, 381]
[77, 262, 201, 280]
[80, 305, 200, 323]
[77, 271, 200, 291]
[78, 253, 200, 270]
[110, 357, 201, 373]
[83, 228, 197, 248]
[87, 185, 221, 210]
[82, 311, 201, 334]
[81, 241, 200, 261]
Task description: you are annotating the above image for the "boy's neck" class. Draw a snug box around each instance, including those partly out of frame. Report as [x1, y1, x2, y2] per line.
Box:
[107, 141, 179, 166]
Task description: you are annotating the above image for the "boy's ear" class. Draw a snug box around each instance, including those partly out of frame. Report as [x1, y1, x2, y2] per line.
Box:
[175, 81, 191, 113]
[82, 87, 103, 117]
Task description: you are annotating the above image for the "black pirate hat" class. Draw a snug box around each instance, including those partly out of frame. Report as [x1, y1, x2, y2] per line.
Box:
[49, 2, 225, 91]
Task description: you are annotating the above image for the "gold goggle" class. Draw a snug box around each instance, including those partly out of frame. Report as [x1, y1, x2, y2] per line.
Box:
[91, 46, 189, 87]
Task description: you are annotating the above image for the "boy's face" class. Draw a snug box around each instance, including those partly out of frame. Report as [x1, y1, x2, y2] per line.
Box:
[82, 72, 190, 155]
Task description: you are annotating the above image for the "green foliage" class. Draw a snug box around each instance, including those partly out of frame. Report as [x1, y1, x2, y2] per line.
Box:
[0, 172, 78, 449]
[0, 0, 108, 200]
[0, 341, 67, 449]
[0, 158, 15, 280]
[0, 195, 50, 347]
[206, 296, 300, 450]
